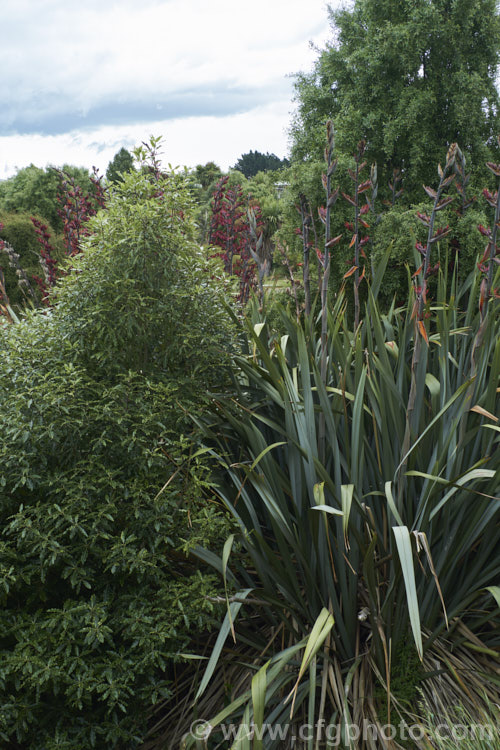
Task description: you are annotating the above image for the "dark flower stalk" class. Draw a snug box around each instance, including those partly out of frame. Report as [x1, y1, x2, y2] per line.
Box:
[342, 139, 372, 328]
[318, 121, 340, 461]
[298, 193, 312, 316]
[248, 206, 268, 307]
[414, 144, 457, 328]
[385, 167, 404, 207]
[479, 147, 500, 318]
[398, 144, 457, 502]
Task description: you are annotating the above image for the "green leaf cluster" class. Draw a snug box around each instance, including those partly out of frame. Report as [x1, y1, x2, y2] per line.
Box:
[0, 165, 93, 232]
[0, 164, 235, 747]
[290, 0, 500, 202]
[184, 265, 500, 745]
[371, 201, 490, 304]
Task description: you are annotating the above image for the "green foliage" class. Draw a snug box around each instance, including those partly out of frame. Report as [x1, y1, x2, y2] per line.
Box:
[232, 150, 289, 179]
[371, 201, 490, 305]
[423, 701, 500, 750]
[247, 170, 286, 226]
[105, 146, 135, 184]
[183, 264, 500, 747]
[0, 165, 93, 232]
[0, 158, 236, 748]
[0, 212, 63, 308]
[374, 635, 425, 726]
[191, 162, 224, 192]
[0, 212, 49, 259]
[189, 163, 225, 242]
[290, 0, 500, 202]
[275, 160, 324, 255]
[55, 168, 234, 383]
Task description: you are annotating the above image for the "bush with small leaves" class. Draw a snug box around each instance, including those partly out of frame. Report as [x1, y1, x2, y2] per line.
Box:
[371, 201, 489, 306]
[0, 212, 65, 308]
[0, 153, 235, 748]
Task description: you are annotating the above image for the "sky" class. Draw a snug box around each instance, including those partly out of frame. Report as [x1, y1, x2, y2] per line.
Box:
[1, 0, 342, 179]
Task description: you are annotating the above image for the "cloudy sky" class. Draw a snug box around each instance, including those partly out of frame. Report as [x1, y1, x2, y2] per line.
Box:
[1, 0, 342, 179]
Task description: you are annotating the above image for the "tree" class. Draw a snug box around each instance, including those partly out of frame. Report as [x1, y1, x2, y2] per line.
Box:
[232, 150, 289, 178]
[0, 164, 93, 232]
[290, 0, 500, 200]
[191, 161, 223, 191]
[0, 146, 235, 747]
[105, 146, 135, 184]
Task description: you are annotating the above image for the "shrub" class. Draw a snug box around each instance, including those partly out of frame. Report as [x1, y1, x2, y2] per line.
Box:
[0, 155, 235, 748]
[371, 201, 489, 306]
[0, 212, 64, 309]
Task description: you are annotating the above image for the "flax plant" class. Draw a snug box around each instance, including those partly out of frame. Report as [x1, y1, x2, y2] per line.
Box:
[342, 139, 372, 328]
[298, 193, 312, 316]
[179, 153, 500, 750]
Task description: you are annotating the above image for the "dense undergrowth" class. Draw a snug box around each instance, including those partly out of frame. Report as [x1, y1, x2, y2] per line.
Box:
[0, 156, 236, 748]
[0, 128, 499, 749]
[167, 138, 500, 750]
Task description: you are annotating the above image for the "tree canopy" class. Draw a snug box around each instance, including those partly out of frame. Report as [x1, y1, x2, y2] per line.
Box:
[191, 161, 224, 190]
[232, 150, 289, 178]
[290, 0, 500, 199]
[105, 146, 135, 184]
[0, 164, 93, 232]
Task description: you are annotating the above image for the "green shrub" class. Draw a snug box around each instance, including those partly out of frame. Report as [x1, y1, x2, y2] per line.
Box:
[371, 202, 488, 305]
[0, 212, 64, 309]
[0, 164, 93, 233]
[0, 159, 235, 748]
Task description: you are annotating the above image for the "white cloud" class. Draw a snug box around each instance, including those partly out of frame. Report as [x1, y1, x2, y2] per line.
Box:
[1, 0, 338, 176]
[1, 100, 297, 177]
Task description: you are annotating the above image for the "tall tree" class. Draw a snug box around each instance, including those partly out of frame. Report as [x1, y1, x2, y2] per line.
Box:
[291, 0, 500, 199]
[233, 150, 289, 178]
[105, 146, 135, 184]
[192, 161, 223, 190]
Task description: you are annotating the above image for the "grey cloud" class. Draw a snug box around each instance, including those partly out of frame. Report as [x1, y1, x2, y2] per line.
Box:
[0, 82, 291, 136]
[87, 138, 137, 154]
